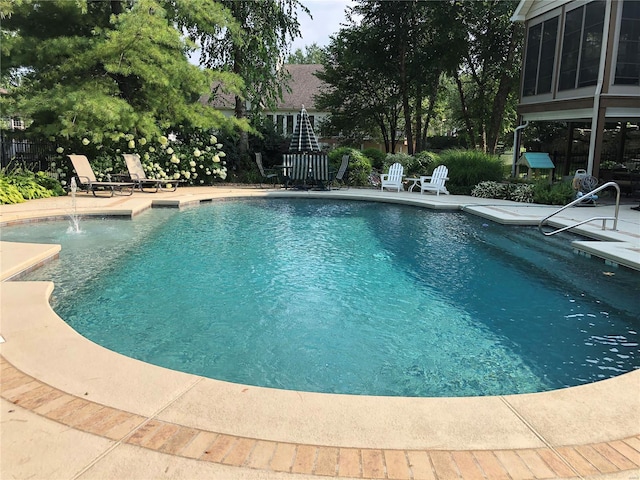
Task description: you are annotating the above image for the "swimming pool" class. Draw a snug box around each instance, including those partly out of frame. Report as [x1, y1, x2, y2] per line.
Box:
[4, 199, 639, 397]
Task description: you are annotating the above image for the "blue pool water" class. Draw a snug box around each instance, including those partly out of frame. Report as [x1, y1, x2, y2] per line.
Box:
[4, 199, 639, 397]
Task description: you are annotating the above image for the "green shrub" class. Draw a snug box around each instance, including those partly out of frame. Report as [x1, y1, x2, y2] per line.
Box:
[0, 177, 25, 204]
[382, 152, 439, 177]
[471, 181, 508, 199]
[511, 183, 535, 203]
[532, 180, 575, 205]
[438, 149, 506, 195]
[328, 148, 372, 186]
[34, 171, 65, 196]
[3, 173, 52, 200]
[362, 148, 386, 170]
[382, 153, 413, 172]
[0, 168, 66, 204]
[414, 151, 439, 173]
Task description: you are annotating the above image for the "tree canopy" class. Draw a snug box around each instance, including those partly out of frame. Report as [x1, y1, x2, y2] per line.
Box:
[186, 0, 309, 154]
[1, 0, 246, 143]
[316, 0, 522, 154]
[286, 43, 327, 64]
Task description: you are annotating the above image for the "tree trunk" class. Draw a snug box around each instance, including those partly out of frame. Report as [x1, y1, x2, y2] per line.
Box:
[233, 41, 249, 156]
[454, 71, 475, 148]
[399, 47, 414, 155]
[487, 23, 519, 154]
[415, 81, 423, 152]
[421, 75, 440, 149]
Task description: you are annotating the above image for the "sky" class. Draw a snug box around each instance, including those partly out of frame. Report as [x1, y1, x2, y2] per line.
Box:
[290, 0, 355, 53]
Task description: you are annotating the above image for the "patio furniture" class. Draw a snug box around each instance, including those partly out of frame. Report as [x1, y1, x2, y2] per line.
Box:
[405, 177, 421, 192]
[67, 155, 135, 197]
[255, 152, 279, 188]
[308, 154, 330, 190]
[122, 154, 179, 192]
[419, 165, 450, 196]
[381, 162, 404, 192]
[284, 153, 310, 189]
[329, 154, 349, 189]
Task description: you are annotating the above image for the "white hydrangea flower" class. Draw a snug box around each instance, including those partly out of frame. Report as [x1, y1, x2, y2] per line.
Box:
[213, 155, 220, 163]
[82, 138, 90, 145]
[56, 147, 64, 153]
[218, 151, 226, 157]
[193, 149, 201, 157]
[166, 147, 174, 155]
[210, 135, 217, 144]
[189, 160, 196, 167]
[173, 172, 181, 179]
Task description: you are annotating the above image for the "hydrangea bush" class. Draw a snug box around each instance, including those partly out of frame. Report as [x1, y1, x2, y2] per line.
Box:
[51, 129, 227, 187]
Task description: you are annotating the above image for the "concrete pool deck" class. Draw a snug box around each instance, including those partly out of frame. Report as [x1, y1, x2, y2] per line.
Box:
[1, 186, 639, 479]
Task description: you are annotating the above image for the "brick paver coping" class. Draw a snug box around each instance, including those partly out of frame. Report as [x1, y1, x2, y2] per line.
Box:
[2, 356, 639, 479]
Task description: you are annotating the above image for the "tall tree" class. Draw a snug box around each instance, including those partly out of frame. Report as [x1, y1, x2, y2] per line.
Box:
[185, 0, 309, 154]
[342, 0, 464, 153]
[286, 43, 327, 64]
[315, 24, 403, 152]
[452, 0, 523, 153]
[1, 0, 240, 142]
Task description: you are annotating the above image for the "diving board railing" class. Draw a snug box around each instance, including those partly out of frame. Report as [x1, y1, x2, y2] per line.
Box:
[538, 181, 621, 236]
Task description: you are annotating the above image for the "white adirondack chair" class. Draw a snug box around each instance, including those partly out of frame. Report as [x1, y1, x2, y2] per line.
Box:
[419, 165, 450, 195]
[381, 162, 404, 192]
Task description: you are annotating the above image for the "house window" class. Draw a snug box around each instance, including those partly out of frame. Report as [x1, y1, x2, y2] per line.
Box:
[11, 118, 25, 130]
[615, 0, 640, 85]
[286, 115, 294, 135]
[309, 115, 315, 129]
[558, 0, 606, 90]
[276, 115, 284, 134]
[523, 16, 559, 96]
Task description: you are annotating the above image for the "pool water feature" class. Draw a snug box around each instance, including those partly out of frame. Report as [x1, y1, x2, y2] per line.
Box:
[4, 199, 639, 397]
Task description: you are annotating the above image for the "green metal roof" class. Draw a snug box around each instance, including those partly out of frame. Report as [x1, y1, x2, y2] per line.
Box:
[518, 152, 555, 169]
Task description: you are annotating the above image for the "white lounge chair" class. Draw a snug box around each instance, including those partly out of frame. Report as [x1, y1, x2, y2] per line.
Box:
[68, 155, 134, 197]
[419, 165, 450, 195]
[381, 162, 404, 192]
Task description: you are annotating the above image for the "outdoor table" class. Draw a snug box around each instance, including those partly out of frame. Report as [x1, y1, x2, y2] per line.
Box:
[404, 177, 421, 192]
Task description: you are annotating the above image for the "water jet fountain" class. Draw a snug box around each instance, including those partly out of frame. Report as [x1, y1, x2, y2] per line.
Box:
[67, 177, 82, 234]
